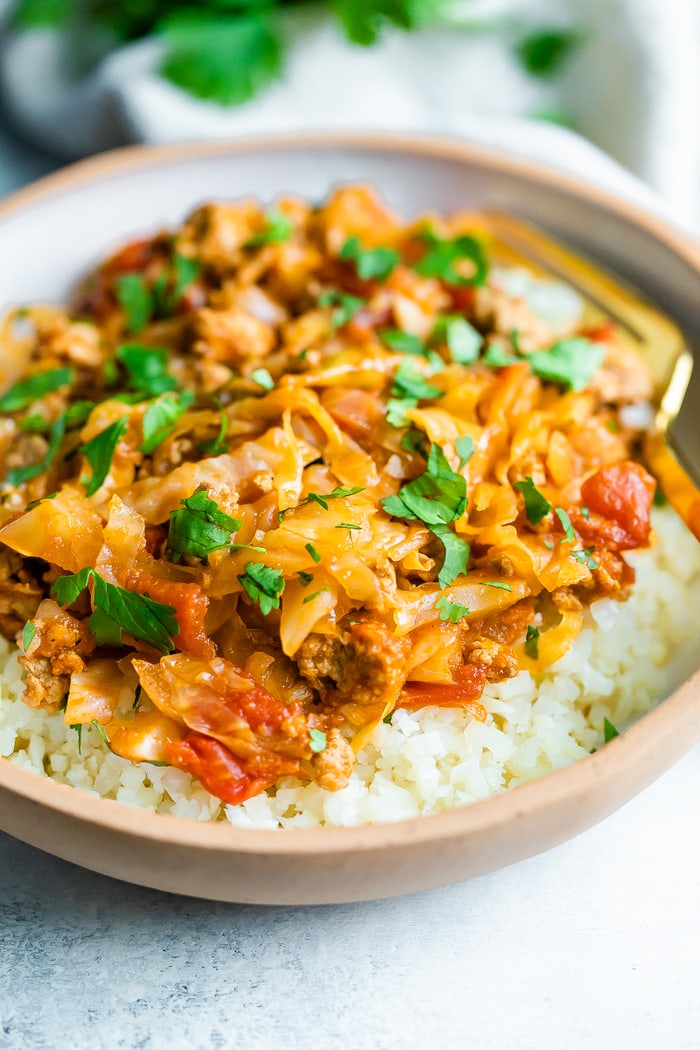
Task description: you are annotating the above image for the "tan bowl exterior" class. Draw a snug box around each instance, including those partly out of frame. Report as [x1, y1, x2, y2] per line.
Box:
[0, 133, 699, 904]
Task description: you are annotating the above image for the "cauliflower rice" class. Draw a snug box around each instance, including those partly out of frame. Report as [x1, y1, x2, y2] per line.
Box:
[1, 505, 698, 829]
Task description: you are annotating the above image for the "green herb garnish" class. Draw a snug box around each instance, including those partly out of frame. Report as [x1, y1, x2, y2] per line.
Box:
[525, 624, 540, 660]
[245, 208, 294, 247]
[5, 414, 66, 487]
[527, 338, 605, 391]
[139, 390, 195, 455]
[339, 236, 399, 281]
[0, 367, 74, 412]
[309, 728, 327, 753]
[80, 416, 129, 497]
[435, 595, 470, 623]
[318, 290, 366, 330]
[484, 581, 512, 591]
[116, 344, 178, 398]
[250, 368, 275, 391]
[166, 490, 242, 564]
[297, 571, 314, 587]
[455, 435, 474, 470]
[391, 359, 442, 402]
[484, 343, 519, 368]
[413, 230, 488, 286]
[572, 547, 598, 570]
[514, 476, 552, 525]
[516, 28, 582, 78]
[197, 410, 229, 456]
[380, 330, 426, 356]
[116, 274, 152, 333]
[554, 507, 576, 543]
[305, 542, 322, 563]
[434, 316, 483, 364]
[52, 567, 178, 654]
[21, 620, 36, 651]
[603, 717, 620, 743]
[238, 562, 285, 615]
[303, 588, 330, 605]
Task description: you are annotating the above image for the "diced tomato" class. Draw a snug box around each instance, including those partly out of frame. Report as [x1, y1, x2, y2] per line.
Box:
[447, 286, 477, 313]
[399, 663, 487, 720]
[131, 575, 214, 659]
[579, 461, 655, 550]
[166, 732, 279, 805]
[580, 320, 617, 343]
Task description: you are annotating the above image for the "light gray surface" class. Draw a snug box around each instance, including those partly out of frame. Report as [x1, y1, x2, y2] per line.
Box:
[0, 125, 699, 1050]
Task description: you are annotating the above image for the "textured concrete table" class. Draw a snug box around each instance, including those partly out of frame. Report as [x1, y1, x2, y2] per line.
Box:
[1, 125, 699, 1050]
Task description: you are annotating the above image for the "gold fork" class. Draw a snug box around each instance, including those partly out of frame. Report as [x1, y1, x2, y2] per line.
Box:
[482, 211, 700, 541]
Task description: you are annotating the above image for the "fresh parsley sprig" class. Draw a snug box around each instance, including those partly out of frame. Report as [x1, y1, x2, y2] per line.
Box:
[238, 562, 285, 615]
[166, 491, 242, 564]
[0, 367, 74, 412]
[139, 390, 195, 454]
[413, 230, 488, 287]
[80, 416, 129, 497]
[339, 236, 399, 281]
[52, 568, 179, 654]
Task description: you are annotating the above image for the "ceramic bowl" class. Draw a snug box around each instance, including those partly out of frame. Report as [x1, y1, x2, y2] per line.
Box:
[0, 133, 698, 904]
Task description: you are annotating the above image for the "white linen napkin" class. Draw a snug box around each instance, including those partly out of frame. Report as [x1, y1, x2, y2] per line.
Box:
[1, 0, 698, 224]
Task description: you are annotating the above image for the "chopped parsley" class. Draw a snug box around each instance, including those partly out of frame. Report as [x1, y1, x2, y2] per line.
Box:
[380, 330, 426, 356]
[52, 568, 178, 654]
[139, 390, 195, 455]
[70, 718, 110, 755]
[603, 717, 620, 743]
[5, 414, 66, 488]
[297, 571, 314, 587]
[572, 547, 598, 570]
[197, 410, 229, 456]
[318, 290, 365, 330]
[336, 522, 361, 531]
[401, 429, 429, 458]
[309, 728, 327, 753]
[21, 620, 36, 651]
[525, 624, 540, 660]
[382, 443, 470, 587]
[514, 476, 552, 525]
[116, 274, 152, 333]
[80, 416, 129, 497]
[581, 505, 590, 520]
[245, 208, 294, 247]
[339, 236, 400, 281]
[484, 581, 512, 592]
[250, 368, 274, 391]
[435, 595, 470, 623]
[166, 491, 242, 564]
[303, 587, 329, 604]
[653, 485, 668, 508]
[286, 485, 364, 514]
[0, 367, 74, 412]
[484, 343, 518, 368]
[527, 338, 605, 391]
[455, 435, 474, 470]
[554, 507, 576, 543]
[516, 27, 582, 78]
[434, 316, 483, 365]
[237, 562, 285, 615]
[391, 359, 442, 402]
[116, 344, 178, 398]
[413, 230, 488, 286]
[305, 542, 322, 564]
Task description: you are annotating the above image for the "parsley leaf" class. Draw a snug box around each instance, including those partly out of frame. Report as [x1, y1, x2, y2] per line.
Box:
[303, 587, 330, 604]
[238, 562, 285, 615]
[572, 547, 598, 570]
[52, 568, 178, 654]
[250, 368, 274, 391]
[116, 344, 178, 397]
[116, 274, 153, 333]
[245, 208, 294, 247]
[21, 621, 36, 651]
[305, 542, 322, 563]
[435, 595, 470, 623]
[514, 476, 552, 525]
[382, 443, 466, 527]
[386, 397, 418, 428]
[318, 290, 366, 330]
[159, 12, 282, 107]
[434, 316, 483, 364]
[13, 0, 69, 29]
[339, 236, 399, 281]
[455, 435, 474, 470]
[197, 410, 229, 457]
[0, 367, 74, 412]
[380, 330, 426, 356]
[305, 485, 364, 510]
[391, 359, 443, 401]
[334, 0, 445, 45]
[297, 571, 314, 587]
[603, 717, 620, 743]
[139, 390, 195, 455]
[336, 522, 361, 531]
[5, 414, 66, 487]
[484, 343, 519, 368]
[525, 624, 540, 660]
[413, 230, 488, 286]
[428, 523, 471, 587]
[527, 338, 605, 391]
[80, 417, 129, 497]
[166, 491, 242, 564]
[516, 28, 582, 78]
[309, 728, 327, 753]
[554, 507, 576, 543]
[484, 581, 513, 592]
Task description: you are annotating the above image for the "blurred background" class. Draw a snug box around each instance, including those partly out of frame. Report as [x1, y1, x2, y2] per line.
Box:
[0, 0, 698, 222]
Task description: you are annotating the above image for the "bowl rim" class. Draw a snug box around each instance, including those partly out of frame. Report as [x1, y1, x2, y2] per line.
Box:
[1, 129, 699, 857]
